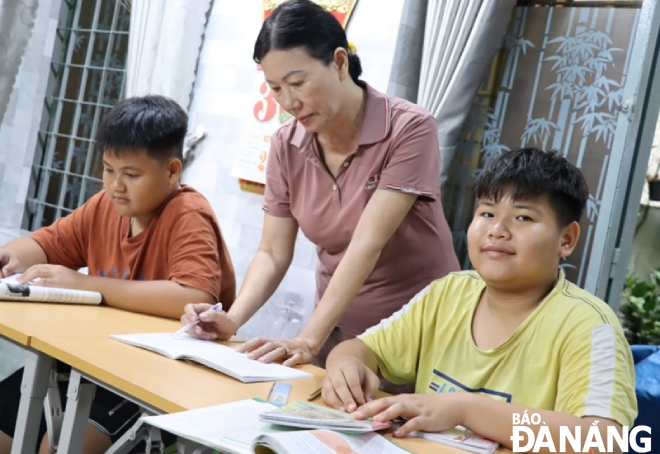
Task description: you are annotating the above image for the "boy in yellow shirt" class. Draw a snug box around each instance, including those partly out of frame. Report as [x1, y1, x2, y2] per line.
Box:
[323, 148, 637, 452]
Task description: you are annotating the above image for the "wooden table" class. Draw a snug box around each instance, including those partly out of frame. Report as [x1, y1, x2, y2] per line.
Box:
[31, 336, 317, 414]
[0, 301, 179, 454]
[31, 335, 511, 454]
[1, 302, 511, 453]
[0, 302, 181, 341]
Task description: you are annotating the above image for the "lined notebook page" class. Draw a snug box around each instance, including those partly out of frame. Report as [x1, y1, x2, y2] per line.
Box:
[110, 333, 311, 382]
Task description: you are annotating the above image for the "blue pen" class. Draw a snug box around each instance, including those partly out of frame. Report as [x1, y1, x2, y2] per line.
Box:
[172, 302, 223, 338]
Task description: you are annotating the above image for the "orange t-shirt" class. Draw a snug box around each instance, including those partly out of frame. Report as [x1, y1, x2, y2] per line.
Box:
[32, 185, 235, 308]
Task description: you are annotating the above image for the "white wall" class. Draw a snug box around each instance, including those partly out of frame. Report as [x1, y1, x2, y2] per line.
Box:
[184, 0, 406, 339]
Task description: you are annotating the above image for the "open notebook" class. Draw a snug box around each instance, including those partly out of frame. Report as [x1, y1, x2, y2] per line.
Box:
[141, 399, 411, 454]
[110, 333, 311, 383]
[0, 275, 101, 305]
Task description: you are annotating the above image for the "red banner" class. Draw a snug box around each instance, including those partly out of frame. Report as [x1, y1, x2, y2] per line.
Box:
[234, 0, 358, 192]
[263, 0, 357, 27]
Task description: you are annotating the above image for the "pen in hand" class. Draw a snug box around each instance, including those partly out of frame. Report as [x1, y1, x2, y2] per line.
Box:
[173, 302, 223, 338]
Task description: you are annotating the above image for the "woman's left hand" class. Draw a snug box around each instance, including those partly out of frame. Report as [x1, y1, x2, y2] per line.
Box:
[352, 393, 464, 437]
[236, 337, 316, 367]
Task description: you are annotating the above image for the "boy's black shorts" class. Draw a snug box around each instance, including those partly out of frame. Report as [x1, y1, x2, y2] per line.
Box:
[0, 366, 175, 452]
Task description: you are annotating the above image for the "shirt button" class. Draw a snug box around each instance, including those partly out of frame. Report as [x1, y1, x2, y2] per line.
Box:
[343, 162, 349, 167]
[333, 184, 337, 190]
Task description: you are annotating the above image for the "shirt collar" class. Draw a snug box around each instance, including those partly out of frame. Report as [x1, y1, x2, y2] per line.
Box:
[290, 81, 391, 150]
[359, 82, 391, 145]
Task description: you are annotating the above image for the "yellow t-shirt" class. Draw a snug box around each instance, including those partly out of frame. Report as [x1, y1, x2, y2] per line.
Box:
[359, 271, 637, 427]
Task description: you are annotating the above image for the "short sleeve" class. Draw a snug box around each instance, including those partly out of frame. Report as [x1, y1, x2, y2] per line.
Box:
[555, 323, 637, 427]
[377, 114, 440, 201]
[31, 193, 98, 269]
[167, 209, 224, 301]
[358, 284, 434, 385]
[263, 131, 292, 218]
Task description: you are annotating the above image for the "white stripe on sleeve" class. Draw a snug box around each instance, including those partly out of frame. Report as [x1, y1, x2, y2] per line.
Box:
[583, 324, 616, 418]
[358, 283, 432, 338]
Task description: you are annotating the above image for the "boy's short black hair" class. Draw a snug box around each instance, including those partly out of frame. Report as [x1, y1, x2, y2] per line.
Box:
[95, 95, 187, 161]
[474, 148, 589, 227]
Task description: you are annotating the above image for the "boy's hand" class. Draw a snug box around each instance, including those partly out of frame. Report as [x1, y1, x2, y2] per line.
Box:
[181, 303, 239, 341]
[19, 264, 84, 289]
[0, 249, 20, 277]
[322, 358, 380, 412]
[353, 393, 463, 437]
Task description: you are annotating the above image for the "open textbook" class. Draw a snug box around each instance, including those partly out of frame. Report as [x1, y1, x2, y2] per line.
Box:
[258, 400, 391, 432]
[110, 333, 311, 383]
[259, 401, 498, 453]
[141, 399, 411, 454]
[0, 275, 102, 305]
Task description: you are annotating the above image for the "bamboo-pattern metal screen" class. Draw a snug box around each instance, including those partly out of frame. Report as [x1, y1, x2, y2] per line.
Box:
[444, 2, 642, 288]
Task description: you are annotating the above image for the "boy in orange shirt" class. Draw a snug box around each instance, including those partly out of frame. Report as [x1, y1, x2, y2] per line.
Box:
[0, 95, 235, 454]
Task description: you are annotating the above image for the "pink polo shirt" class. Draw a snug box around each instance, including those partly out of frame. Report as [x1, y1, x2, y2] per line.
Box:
[264, 82, 459, 336]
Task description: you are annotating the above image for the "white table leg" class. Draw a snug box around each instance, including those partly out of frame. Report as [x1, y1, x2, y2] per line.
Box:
[55, 370, 96, 454]
[11, 350, 52, 454]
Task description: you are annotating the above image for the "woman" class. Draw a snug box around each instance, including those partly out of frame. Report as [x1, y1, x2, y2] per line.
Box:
[182, 0, 459, 368]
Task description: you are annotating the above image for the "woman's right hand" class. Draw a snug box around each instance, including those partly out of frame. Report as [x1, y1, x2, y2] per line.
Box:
[181, 303, 240, 341]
